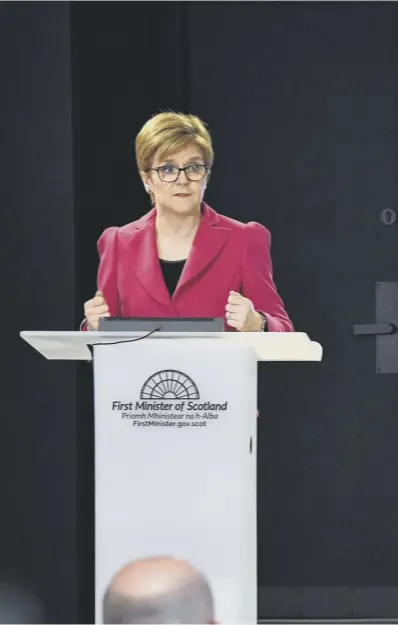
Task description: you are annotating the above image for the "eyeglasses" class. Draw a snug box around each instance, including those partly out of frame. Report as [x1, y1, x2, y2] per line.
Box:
[148, 164, 209, 183]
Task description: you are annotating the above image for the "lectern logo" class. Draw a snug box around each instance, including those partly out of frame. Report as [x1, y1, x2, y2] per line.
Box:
[140, 370, 200, 400]
[112, 369, 227, 428]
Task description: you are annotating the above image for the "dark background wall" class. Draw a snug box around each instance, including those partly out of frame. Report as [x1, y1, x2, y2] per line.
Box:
[0, 1, 77, 623]
[2, 1, 398, 622]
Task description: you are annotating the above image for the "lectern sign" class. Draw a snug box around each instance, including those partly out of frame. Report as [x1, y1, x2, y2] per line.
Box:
[111, 368, 229, 429]
[94, 340, 258, 624]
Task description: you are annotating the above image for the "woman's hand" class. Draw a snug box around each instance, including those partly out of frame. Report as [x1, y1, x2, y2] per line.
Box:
[225, 291, 263, 332]
[84, 290, 110, 330]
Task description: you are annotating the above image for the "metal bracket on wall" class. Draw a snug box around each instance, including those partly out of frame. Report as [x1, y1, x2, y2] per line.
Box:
[353, 282, 398, 373]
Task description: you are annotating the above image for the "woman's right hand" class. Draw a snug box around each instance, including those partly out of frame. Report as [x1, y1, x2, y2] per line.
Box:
[84, 290, 110, 330]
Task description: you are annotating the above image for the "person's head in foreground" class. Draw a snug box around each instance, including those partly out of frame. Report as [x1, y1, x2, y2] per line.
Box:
[102, 556, 216, 624]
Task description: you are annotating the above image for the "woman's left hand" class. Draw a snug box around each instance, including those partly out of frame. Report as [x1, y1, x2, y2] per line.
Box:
[225, 291, 263, 332]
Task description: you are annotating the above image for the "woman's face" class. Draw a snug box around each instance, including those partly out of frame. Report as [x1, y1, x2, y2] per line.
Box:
[142, 144, 208, 215]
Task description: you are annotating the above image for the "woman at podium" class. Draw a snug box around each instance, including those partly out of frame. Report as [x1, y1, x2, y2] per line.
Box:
[82, 111, 293, 333]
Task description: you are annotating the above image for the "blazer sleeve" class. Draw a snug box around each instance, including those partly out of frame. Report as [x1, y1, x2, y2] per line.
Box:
[96, 226, 121, 317]
[80, 226, 121, 331]
[241, 222, 294, 332]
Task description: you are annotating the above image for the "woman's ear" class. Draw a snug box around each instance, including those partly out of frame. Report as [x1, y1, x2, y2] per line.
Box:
[140, 170, 151, 192]
[141, 170, 155, 205]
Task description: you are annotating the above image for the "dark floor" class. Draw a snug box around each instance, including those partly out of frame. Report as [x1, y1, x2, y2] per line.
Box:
[259, 621, 398, 624]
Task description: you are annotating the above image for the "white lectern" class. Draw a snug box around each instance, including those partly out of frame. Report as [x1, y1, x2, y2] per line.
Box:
[20, 330, 322, 624]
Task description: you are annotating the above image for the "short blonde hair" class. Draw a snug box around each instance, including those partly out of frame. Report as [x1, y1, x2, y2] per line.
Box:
[135, 111, 214, 173]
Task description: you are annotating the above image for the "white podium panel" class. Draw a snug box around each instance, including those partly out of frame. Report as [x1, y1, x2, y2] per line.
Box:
[94, 339, 258, 624]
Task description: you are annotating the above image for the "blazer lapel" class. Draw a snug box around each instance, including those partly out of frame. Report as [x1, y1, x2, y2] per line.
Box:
[132, 210, 173, 309]
[131, 203, 232, 307]
[173, 203, 232, 299]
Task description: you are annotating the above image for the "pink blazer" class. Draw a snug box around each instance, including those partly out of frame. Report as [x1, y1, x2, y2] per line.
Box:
[94, 203, 293, 332]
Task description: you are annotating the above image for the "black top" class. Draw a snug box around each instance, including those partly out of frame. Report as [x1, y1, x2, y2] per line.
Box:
[159, 258, 186, 297]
